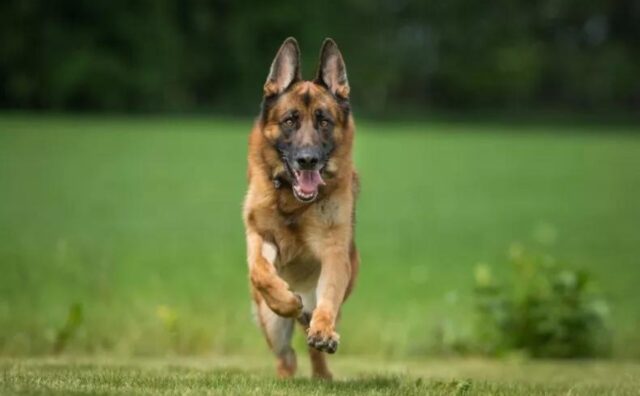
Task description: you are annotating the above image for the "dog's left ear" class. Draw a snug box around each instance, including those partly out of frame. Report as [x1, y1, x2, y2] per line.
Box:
[315, 38, 350, 99]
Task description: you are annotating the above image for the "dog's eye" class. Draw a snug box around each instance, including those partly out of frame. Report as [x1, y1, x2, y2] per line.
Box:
[283, 118, 295, 128]
[319, 119, 329, 128]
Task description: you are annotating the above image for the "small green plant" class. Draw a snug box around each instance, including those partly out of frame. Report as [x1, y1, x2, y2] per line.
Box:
[52, 303, 83, 354]
[473, 244, 611, 358]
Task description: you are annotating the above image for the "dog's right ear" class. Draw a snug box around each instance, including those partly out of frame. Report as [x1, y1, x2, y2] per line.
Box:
[264, 37, 301, 97]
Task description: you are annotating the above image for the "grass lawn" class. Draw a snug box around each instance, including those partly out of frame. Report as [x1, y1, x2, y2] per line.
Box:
[0, 115, 639, 358]
[2, 357, 640, 395]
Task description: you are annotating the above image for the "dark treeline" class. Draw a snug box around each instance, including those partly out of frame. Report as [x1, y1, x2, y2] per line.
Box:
[1, 0, 638, 116]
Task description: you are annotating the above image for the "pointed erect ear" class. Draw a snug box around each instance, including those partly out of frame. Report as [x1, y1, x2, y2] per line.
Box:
[264, 37, 302, 97]
[315, 38, 350, 99]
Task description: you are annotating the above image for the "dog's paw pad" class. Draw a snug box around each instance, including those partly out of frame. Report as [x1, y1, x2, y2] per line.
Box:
[306, 330, 340, 354]
[326, 339, 338, 354]
[297, 311, 312, 327]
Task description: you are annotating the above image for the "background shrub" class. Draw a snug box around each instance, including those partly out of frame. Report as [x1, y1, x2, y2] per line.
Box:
[473, 244, 611, 358]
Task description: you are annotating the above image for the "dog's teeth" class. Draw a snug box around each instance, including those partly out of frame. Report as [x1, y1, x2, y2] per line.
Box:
[293, 185, 317, 202]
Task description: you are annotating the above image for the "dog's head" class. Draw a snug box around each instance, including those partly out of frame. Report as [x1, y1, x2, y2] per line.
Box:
[260, 37, 351, 203]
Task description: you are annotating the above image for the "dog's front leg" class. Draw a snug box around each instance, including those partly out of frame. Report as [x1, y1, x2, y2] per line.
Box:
[247, 231, 303, 318]
[307, 243, 350, 354]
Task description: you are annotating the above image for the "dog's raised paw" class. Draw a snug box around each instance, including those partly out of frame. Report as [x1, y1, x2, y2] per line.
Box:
[269, 292, 303, 318]
[286, 293, 304, 318]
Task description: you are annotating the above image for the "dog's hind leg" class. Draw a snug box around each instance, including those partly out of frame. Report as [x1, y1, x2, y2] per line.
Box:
[253, 295, 296, 378]
[308, 346, 332, 379]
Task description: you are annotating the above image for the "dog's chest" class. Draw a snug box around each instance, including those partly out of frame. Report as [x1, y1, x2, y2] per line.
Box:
[275, 253, 320, 293]
[270, 213, 323, 292]
[273, 236, 320, 292]
[260, 196, 340, 291]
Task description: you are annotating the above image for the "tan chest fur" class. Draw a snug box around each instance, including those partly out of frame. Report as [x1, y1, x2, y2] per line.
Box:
[247, 185, 351, 292]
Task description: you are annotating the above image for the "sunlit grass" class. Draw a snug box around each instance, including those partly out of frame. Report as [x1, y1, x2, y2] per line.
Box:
[2, 357, 640, 395]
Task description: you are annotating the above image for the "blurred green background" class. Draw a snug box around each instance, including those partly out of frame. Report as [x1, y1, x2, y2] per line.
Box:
[1, 1, 639, 114]
[0, 1, 639, 360]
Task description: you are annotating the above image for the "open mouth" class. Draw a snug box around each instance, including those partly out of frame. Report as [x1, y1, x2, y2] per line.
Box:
[281, 159, 326, 203]
[292, 169, 325, 202]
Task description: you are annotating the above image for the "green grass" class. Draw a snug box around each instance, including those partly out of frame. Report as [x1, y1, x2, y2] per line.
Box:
[0, 115, 639, 358]
[2, 357, 640, 395]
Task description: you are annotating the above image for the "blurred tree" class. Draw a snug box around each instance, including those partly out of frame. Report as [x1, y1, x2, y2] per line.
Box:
[0, 0, 638, 114]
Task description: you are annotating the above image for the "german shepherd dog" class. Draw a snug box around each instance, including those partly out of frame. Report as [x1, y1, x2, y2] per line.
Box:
[243, 37, 359, 379]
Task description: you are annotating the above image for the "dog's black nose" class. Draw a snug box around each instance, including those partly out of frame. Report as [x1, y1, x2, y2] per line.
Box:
[294, 149, 320, 170]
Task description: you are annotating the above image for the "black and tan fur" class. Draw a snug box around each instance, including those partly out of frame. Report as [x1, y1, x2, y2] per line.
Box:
[243, 37, 359, 379]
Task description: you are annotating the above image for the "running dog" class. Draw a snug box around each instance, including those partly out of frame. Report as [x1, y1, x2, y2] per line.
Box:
[243, 37, 359, 379]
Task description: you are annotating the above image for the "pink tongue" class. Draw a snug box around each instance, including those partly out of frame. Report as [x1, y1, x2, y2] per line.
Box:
[296, 170, 325, 194]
